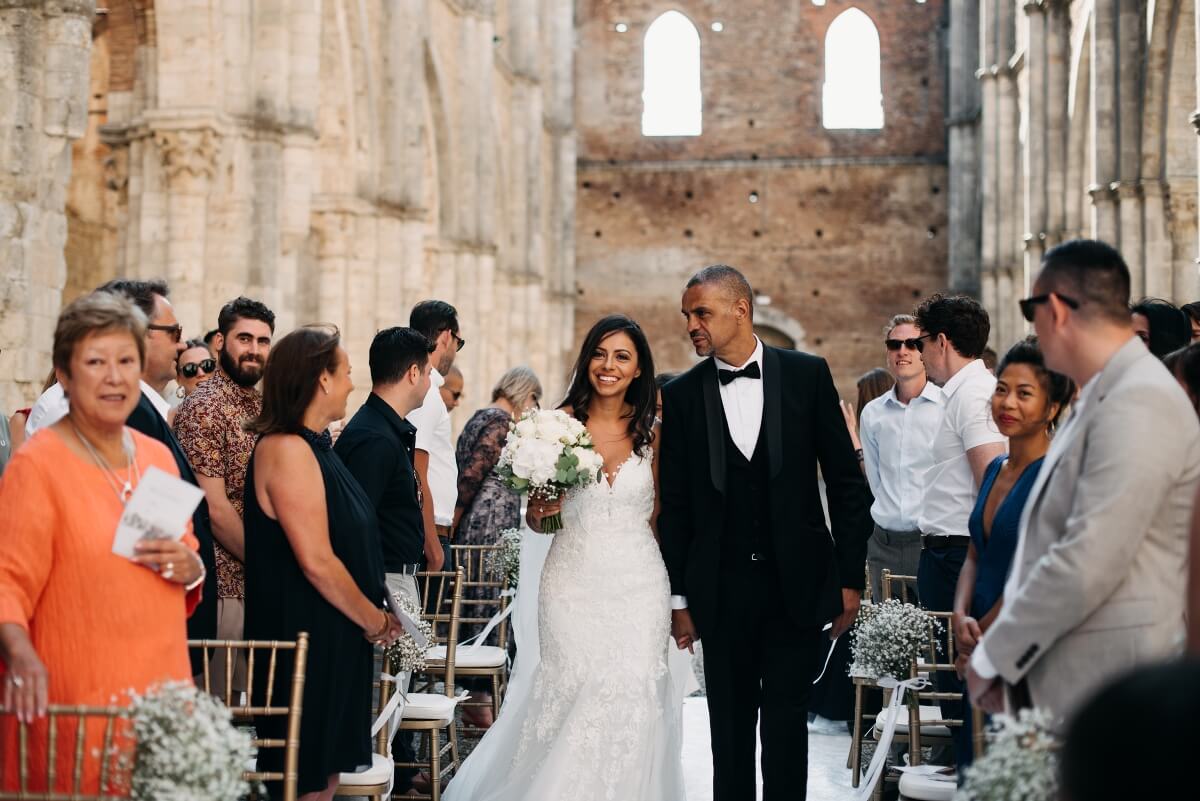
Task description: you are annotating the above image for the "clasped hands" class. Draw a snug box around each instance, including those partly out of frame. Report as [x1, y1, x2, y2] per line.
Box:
[132, 539, 203, 586]
[363, 609, 405, 646]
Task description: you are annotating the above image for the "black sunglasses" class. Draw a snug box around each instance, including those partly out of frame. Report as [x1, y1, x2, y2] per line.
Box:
[885, 337, 926, 353]
[452, 333, 466, 352]
[179, 358, 216, 378]
[1019, 292, 1081, 322]
[148, 323, 183, 343]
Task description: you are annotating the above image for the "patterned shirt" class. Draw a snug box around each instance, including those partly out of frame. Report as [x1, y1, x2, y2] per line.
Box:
[174, 368, 262, 599]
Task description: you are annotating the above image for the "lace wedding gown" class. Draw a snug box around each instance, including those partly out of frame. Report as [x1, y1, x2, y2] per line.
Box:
[444, 450, 687, 801]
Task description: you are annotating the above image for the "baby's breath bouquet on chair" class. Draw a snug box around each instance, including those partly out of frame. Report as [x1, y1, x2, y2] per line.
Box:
[957, 708, 1060, 801]
[486, 528, 523, 590]
[495, 408, 605, 532]
[125, 681, 257, 801]
[849, 598, 940, 682]
[385, 593, 435, 674]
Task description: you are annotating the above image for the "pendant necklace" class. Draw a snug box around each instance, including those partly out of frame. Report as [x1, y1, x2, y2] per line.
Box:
[72, 422, 139, 503]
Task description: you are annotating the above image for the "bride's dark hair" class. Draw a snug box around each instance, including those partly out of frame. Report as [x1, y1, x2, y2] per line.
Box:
[559, 315, 657, 453]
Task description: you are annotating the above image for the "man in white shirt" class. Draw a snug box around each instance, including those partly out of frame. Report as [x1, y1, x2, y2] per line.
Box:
[913, 293, 1008, 768]
[407, 300, 464, 573]
[859, 314, 943, 602]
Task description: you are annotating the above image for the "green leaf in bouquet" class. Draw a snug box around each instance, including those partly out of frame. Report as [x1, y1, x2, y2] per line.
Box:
[509, 476, 529, 492]
[564, 467, 577, 482]
[555, 469, 568, 483]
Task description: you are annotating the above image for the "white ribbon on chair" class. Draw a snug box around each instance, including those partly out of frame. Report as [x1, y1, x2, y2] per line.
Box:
[851, 675, 930, 801]
[456, 588, 517, 653]
[371, 672, 409, 738]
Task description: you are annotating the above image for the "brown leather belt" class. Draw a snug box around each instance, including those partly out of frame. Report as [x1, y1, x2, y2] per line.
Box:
[435, 524, 452, 540]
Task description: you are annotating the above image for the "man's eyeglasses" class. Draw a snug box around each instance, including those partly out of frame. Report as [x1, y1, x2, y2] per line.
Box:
[885, 337, 926, 353]
[178, 359, 216, 379]
[1018, 292, 1080, 322]
[452, 333, 466, 352]
[148, 323, 183, 343]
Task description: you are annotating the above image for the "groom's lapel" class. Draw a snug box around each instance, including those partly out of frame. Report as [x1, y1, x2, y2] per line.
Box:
[701, 359, 726, 494]
[762, 346, 783, 478]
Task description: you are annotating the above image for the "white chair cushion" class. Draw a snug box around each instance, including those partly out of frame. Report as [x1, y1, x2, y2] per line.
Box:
[426, 644, 506, 668]
[898, 770, 956, 800]
[338, 753, 392, 787]
[874, 705, 952, 738]
[402, 692, 458, 724]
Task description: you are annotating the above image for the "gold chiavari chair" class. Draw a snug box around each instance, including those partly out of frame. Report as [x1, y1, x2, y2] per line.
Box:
[0, 704, 131, 800]
[446, 543, 511, 738]
[402, 569, 464, 801]
[335, 652, 405, 801]
[189, 633, 309, 801]
[880, 568, 919, 604]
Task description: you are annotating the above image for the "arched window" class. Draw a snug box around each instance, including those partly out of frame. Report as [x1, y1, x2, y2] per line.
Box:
[822, 9, 884, 130]
[642, 11, 702, 136]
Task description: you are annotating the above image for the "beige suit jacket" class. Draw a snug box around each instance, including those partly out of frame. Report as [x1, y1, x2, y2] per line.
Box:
[981, 337, 1200, 721]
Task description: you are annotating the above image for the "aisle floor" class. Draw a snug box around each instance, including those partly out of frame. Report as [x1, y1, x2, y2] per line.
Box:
[681, 697, 856, 801]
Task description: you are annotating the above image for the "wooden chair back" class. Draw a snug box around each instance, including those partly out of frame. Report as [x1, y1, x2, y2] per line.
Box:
[451, 544, 510, 649]
[190, 633, 309, 801]
[0, 704, 131, 799]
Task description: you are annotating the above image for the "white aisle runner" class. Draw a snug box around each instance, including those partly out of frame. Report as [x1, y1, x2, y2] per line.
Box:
[680, 697, 855, 801]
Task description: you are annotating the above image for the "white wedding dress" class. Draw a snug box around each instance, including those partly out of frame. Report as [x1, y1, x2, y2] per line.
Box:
[444, 449, 688, 801]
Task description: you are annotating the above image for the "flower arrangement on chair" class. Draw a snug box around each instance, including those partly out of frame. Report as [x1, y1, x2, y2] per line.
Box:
[849, 598, 941, 683]
[486, 528, 522, 591]
[384, 592, 435, 675]
[957, 707, 1060, 801]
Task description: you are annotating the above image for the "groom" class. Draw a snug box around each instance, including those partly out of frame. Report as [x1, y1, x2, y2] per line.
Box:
[659, 265, 873, 800]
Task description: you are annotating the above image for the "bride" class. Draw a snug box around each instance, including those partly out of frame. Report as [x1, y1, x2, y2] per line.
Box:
[444, 314, 687, 801]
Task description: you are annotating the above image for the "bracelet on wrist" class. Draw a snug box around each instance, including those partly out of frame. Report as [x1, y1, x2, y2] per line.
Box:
[184, 552, 206, 592]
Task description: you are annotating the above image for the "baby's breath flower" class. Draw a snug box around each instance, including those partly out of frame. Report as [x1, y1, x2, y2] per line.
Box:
[958, 708, 1060, 801]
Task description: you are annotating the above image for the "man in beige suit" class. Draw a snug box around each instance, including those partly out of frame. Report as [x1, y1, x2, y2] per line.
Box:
[967, 239, 1200, 722]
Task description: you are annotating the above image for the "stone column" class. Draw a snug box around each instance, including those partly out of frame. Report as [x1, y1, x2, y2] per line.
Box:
[1023, 1, 1047, 317]
[0, 0, 95, 409]
[1090, 0, 1119, 243]
[1141, 179, 1173, 298]
[1114, 181, 1144, 298]
[947, 0, 981, 295]
[1044, 1, 1069, 241]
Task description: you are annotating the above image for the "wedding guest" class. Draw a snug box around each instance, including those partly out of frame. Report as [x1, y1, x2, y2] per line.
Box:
[1130, 297, 1190, 359]
[21, 370, 66, 438]
[408, 300, 465, 573]
[1182, 302, 1200, 342]
[98, 280, 219, 661]
[951, 337, 1072, 766]
[243, 325, 398, 801]
[453, 364, 542, 713]
[334, 327, 431, 796]
[0, 292, 203, 794]
[440, 365, 465, 413]
[1164, 343, 1200, 414]
[840, 367, 895, 476]
[981, 347, 998, 374]
[175, 296, 275, 693]
[1061, 659, 1200, 801]
[5, 410, 26, 455]
[654, 372, 679, 420]
[968, 239, 1200, 721]
[0, 412, 9, 477]
[859, 314, 943, 603]
[175, 338, 217, 399]
[914, 293, 1006, 768]
[203, 328, 220, 351]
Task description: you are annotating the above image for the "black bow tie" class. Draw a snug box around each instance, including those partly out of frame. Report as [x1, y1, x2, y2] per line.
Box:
[718, 361, 761, 385]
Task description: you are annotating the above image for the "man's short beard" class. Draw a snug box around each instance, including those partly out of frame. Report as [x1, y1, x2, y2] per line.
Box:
[220, 347, 264, 388]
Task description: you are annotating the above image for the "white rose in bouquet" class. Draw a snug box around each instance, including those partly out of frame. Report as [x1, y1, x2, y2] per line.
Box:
[495, 408, 605, 532]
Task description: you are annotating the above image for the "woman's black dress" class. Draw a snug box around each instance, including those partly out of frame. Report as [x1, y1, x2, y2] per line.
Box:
[244, 428, 386, 795]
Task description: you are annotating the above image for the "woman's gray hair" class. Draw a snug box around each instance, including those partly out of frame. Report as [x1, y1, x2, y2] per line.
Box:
[53, 291, 148, 376]
[492, 365, 543, 406]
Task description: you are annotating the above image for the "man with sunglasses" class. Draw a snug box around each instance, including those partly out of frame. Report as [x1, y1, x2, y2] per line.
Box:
[858, 314, 943, 603]
[439, 365, 465, 412]
[967, 240, 1200, 721]
[913, 293, 1008, 769]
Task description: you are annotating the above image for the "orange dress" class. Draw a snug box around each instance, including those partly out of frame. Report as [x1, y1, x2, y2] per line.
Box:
[0, 428, 201, 794]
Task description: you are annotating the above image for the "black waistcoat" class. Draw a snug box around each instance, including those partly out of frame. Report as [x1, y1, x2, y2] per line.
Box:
[721, 412, 772, 561]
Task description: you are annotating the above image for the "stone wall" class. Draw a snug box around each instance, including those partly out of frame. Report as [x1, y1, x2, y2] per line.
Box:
[575, 0, 950, 399]
[3, 0, 577, 425]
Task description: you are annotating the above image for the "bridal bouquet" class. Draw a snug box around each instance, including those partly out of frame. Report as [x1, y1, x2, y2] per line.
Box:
[495, 408, 605, 532]
[849, 599, 940, 682]
[486, 528, 523, 590]
[124, 682, 257, 801]
[958, 708, 1060, 801]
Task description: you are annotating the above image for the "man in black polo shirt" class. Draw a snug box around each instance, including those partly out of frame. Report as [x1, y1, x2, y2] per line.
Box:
[336, 327, 433, 607]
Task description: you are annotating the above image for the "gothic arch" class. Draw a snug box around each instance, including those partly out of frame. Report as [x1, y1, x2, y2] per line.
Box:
[641, 10, 702, 136]
[753, 307, 808, 351]
[822, 7, 884, 130]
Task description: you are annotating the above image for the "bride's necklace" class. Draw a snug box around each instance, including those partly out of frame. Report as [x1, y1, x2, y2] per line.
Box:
[72, 422, 139, 503]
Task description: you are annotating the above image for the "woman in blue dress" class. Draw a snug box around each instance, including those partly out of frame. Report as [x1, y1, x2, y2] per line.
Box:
[952, 337, 1075, 765]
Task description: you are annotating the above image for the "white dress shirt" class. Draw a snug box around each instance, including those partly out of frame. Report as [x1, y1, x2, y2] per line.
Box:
[25, 380, 169, 437]
[917, 359, 1006, 537]
[970, 372, 1099, 680]
[672, 338, 765, 611]
[859, 380, 944, 531]
[407, 367, 458, 526]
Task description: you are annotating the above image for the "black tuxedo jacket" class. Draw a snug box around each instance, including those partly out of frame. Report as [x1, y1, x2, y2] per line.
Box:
[658, 346, 872, 633]
[126, 392, 219, 647]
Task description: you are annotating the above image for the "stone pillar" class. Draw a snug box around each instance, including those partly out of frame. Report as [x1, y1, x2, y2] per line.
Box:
[996, 66, 1020, 347]
[1114, 181, 1144, 298]
[0, 0, 95, 409]
[1044, 1, 1068, 241]
[1141, 180, 1173, 298]
[1023, 1, 1047, 318]
[1090, 0, 1119, 243]
[948, 0, 981, 296]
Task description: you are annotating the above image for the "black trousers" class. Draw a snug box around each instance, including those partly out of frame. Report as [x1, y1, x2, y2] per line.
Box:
[917, 544, 971, 767]
[701, 560, 826, 801]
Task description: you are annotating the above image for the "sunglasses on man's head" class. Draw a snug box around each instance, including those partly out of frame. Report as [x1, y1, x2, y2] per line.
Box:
[884, 336, 926, 353]
[179, 359, 216, 379]
[1018, 292, 1081, 322]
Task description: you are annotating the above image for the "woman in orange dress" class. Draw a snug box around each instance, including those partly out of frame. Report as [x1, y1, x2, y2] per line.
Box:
[0, 291, 204, 794]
